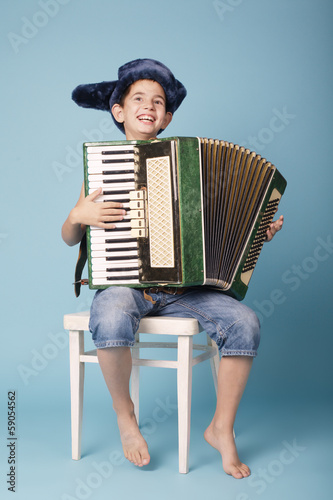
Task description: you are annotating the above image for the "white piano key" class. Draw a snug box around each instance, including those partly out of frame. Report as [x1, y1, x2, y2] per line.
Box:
[88, 186, 134, 194]
[89, 181, 135, 190]
[87, 163, 134, 173]
[113, 221, 131, 229]
[91, 198, 131, 207]
[92, 259, 139, 270]
[90, 227, 133, 235]
[92, 270, 139, 278]
[92, 250, 138, 258]
[88, 173, 135, 183]
[90, 233, 134, 243]
[91, 240, 136, 251]
[87, 152, 134, 160]
[90, 226, 133, 233]
[92, 278, 140, 285]
[86, 145, 134, 154]
[90, 226, 133, 234]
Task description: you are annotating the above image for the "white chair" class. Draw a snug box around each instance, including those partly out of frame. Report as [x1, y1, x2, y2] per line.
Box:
[64, 311, 220, 474]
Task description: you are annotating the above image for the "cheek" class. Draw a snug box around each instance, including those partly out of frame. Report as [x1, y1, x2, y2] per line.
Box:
[159, 111, 167, 122]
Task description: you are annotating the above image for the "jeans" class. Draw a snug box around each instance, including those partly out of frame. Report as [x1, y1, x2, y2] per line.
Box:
[89, 287, 260, 357]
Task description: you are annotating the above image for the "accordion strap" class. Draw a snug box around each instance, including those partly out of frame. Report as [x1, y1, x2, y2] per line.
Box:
[74, 233, 88, 297]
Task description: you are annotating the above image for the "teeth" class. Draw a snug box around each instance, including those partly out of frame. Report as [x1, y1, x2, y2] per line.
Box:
[139, 115, 154, 122]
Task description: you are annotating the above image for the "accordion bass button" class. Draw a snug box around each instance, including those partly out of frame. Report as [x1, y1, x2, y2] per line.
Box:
[131, 228, 148, 238]
[129, 190, 146, 201]
[129, 209, 144, 219]
[129, 200, 144, 209]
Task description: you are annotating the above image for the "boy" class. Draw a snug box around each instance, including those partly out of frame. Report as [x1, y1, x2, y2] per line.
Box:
[62, 58, 283, 478]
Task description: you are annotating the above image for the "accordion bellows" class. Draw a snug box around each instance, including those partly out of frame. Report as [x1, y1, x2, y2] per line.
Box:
[84, 137, 287, 300]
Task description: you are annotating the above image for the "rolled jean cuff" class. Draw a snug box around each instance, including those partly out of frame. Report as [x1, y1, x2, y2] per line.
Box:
[220, 349, 258, 357]
[94, 340, 135, 349]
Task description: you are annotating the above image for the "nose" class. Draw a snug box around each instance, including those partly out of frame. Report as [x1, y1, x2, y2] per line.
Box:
[144, 99, 155, 110]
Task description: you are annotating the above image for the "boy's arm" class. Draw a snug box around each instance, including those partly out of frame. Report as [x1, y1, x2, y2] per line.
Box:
[61, 182, 126, 247]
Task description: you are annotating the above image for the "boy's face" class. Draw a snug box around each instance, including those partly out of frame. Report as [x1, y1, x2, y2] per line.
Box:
[111, 80, 173, 140]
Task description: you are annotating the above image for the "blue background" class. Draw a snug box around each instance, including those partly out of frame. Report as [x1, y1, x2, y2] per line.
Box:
[1, 0, 332, 499]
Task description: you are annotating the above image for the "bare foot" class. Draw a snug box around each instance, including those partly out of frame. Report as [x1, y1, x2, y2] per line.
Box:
[204, 423, 250, 479]
[117, 411, 150, 467]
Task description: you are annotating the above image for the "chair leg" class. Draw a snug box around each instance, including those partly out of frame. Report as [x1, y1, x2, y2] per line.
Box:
[69, 330, 85, 460]
[207, 335, 220, 396]
[177, 335, 193, 474]
[131, 332, 140, 424]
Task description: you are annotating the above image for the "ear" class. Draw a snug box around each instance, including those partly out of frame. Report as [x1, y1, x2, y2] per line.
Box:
[111, 103, 124, 124]
[161, 111, 173, 130]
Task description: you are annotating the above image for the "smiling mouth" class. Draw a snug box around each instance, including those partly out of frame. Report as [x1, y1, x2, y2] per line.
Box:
[138, 115, 155, 122]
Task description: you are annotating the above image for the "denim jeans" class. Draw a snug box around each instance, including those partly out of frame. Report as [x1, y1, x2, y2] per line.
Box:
[89, 287, 260, 357]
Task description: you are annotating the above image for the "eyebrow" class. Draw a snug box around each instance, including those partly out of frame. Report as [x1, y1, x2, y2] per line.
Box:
[132, 91, 166, 101]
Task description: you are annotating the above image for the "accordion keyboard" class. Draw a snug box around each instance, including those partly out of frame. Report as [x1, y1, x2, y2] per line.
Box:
[86, 144, 141, 286]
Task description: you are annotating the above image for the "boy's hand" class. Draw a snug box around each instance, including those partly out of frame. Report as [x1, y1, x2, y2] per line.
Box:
[265, 215, 284, 242]
[70, 188, 126, 229]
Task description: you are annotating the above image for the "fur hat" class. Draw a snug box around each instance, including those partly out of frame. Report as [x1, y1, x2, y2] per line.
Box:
[72, 58, 187, 134]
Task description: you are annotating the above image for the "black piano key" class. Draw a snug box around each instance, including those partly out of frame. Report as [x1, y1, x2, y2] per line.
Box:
[102, 169, 134, 175]
[102, 150, 134, 155]
[106, 275, 139, 281]
[106, 255, 136, 261]
[105, 238, 137, 243]
[102, 189, 131, 195]
[103, 178, 133, 184]
[102, 158, 133, 164]
[106, 267, 139, 272]
[106, 247, 137, 253]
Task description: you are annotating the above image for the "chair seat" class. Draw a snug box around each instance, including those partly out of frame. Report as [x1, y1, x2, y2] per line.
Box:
[64, 311, 202, 335]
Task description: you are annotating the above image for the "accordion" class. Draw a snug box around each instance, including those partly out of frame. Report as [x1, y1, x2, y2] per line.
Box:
[83, 137, 287, 300]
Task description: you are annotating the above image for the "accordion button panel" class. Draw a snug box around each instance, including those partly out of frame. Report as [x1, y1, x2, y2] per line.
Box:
[240, 188, 282, 286]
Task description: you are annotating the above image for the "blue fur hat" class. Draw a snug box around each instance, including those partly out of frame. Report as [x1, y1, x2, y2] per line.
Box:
[72, 58, 187, 134]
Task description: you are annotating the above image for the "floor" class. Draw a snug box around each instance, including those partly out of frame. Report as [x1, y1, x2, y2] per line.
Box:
[1, 360, 331, 500]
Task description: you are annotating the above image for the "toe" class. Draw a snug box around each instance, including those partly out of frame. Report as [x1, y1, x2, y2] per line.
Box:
[226, 465, 243, 479]
[232, 468, 244, 479]
[239, 464, 251, 477]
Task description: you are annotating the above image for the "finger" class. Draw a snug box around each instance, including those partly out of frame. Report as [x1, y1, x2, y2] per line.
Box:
[90, 220, 120, 229]
[265, 217, 283, 242]
[268, 224, 278, 238]
[93, 223, 117, 229]
[86, 187, 102, 201]
[98, 215, 125, 223]
[272, 218, 283, 232]
[101, 206, 127, 216]
[98, 209, 127, 219]
[101, 201, 125, 210]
